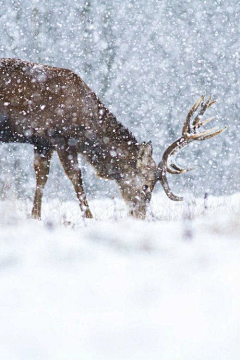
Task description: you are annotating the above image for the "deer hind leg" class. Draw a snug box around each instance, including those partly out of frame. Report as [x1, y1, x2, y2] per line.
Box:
[31, 146, 53, 219]
[57, 146, 93, 219]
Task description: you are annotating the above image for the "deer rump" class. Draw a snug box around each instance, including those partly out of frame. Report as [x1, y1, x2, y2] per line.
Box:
[0, 58, 226, 220]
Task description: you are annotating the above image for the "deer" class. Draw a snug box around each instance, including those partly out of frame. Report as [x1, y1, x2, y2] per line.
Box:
[0, 58, 226, 219]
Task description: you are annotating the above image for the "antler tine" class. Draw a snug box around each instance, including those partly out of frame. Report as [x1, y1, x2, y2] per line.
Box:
[158, 163, 183, 201]
[190, 126, 219, 139]
[192, 126, 227, 141]
[164, 139, 197, 174]
[195, 116, 215, 130]
[208, 99, 218, 108]
[170, 163, 197, 173]
[162, 138, 187, 174]
[193, 94, 214, 128]
[182, 94, 204, 136]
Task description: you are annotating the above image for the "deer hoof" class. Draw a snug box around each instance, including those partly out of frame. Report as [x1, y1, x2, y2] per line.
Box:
[84, 209, 93, 219]
[31, 212, 41, 220]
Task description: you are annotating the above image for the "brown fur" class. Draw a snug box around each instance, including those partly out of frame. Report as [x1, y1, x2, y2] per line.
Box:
[0, 58, 156, 219]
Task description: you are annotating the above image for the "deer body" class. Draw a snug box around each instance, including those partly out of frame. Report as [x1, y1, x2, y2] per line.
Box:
[0, 58, 138, 176]
[0, 58, 226, 219]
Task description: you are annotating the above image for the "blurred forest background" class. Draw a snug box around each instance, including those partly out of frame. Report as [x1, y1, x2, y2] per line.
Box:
[0, 0, 239, 202]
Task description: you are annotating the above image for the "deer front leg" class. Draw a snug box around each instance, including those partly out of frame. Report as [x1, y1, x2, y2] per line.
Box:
[32, 146, 53, 219]
[57, 145, 93, 219]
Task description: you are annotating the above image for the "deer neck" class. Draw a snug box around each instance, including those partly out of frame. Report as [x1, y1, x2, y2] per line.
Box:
[81, 105, 139, 179]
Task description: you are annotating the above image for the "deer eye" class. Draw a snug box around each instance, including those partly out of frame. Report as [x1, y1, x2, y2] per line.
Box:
[142, 185, 149, 192]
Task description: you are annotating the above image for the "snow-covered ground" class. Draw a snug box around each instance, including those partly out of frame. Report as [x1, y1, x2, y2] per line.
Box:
[0, 193, 240, 360]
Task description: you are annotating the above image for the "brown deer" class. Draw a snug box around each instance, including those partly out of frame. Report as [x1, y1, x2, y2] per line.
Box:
[0, 58, 226, 219]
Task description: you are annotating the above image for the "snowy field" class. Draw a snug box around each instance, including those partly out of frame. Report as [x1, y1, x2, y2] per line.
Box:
[0, 193, 240, 360]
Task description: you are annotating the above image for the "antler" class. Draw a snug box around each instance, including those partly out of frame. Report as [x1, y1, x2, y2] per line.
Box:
[157, 94, 227, 201]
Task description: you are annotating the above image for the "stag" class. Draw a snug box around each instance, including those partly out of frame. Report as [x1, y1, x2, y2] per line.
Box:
[0, 59, 226, 219]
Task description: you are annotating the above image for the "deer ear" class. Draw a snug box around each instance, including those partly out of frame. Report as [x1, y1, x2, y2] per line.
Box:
[137, 141, 153, 168]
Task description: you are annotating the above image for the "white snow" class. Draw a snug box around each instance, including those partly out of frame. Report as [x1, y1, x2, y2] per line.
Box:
[0, 193, 240, 360]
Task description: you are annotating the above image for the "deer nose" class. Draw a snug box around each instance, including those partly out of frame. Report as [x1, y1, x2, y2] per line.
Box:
[146, 193, 151, 202]
[129, 207, 146, 219]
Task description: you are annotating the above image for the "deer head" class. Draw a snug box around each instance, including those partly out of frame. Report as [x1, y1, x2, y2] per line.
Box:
[116, 141, 157, 219]
[117, 94, 226, 219]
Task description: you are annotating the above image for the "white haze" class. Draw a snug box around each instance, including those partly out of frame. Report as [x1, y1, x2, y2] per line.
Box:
[0, 0, 239, 200]
[0, 1, 240, 359]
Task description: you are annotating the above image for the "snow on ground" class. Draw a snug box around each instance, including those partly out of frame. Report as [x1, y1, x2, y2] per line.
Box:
[0, 193, 240, 360]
